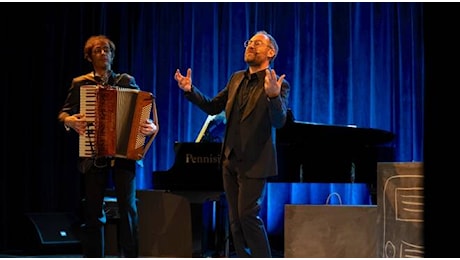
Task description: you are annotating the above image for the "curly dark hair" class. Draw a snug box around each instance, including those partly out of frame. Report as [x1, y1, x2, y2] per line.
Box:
[83, 35, 116, 62]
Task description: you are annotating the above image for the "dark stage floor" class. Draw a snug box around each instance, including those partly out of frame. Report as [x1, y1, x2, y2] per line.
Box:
[0, 247, 284, 258]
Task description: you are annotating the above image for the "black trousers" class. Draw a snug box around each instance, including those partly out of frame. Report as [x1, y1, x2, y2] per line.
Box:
[221, 155, 272, 258]
[80, 157, 138, 257]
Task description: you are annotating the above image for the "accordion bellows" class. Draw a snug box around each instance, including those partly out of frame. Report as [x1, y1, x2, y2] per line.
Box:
[79, 85, 158, 160]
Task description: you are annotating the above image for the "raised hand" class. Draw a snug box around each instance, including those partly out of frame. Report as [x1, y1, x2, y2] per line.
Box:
[264, 68, 285, 98]
[174, 68, 192, 92]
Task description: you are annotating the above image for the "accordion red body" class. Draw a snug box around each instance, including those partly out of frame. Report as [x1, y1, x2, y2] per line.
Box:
[79, 85, 158, 160]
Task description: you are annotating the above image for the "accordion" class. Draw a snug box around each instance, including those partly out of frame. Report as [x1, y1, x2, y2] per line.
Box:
[79, 85, 158, 160]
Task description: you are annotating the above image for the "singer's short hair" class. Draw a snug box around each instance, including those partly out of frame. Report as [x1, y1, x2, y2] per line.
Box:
[254, 30, 279, 63]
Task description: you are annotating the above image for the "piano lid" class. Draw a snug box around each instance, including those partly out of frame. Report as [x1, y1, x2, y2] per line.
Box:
[277, 110, 395, 146]
[277, 120, 395, 145]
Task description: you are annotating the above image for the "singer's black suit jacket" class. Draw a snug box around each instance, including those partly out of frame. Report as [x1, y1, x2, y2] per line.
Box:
[184, 69, 290, 179]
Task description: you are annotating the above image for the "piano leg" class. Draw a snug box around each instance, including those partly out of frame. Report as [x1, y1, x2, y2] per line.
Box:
[214, 194, 230, 257]
[368, 183, 377, 205]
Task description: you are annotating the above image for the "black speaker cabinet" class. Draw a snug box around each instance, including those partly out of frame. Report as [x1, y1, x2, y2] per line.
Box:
[24, 212, 81, 255]
[26, 212, 81, 245]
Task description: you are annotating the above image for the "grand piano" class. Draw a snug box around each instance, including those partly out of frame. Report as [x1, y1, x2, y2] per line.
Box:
[151, 110, 395, 256]
[274, 111, 395, 195]
[153, 110, 395, 195]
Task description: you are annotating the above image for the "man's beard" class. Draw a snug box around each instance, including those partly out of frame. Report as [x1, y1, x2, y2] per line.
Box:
[244, 52, 259, 65]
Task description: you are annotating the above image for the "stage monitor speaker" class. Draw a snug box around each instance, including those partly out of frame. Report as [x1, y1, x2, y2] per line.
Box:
[26, 212, 81, 246]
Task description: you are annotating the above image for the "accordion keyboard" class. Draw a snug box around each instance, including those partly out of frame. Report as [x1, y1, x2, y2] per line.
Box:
[79, 85, 98, 157]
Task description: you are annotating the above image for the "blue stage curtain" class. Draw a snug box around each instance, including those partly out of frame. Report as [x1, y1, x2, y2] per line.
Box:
[123, 3, 423, 236]
[15, 2, 422, 238]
